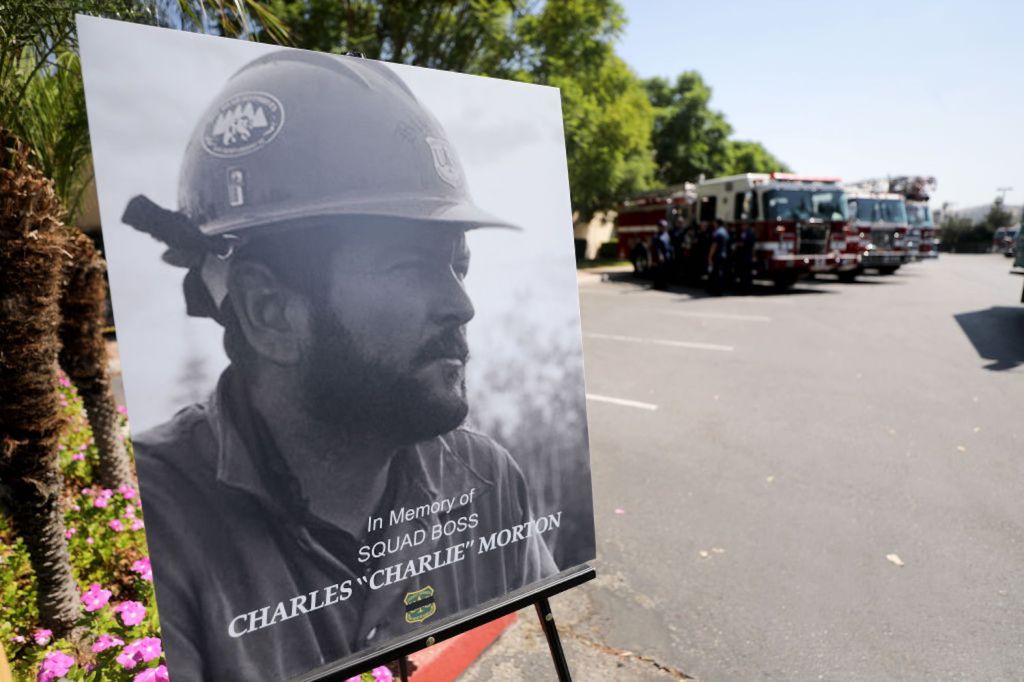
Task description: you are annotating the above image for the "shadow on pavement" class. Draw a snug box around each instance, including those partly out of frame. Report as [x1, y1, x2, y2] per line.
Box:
[598, 272, 832, 298]
[954, 306, 1024, 371]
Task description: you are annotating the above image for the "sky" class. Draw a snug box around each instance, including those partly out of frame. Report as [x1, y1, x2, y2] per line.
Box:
[617, 0, 1023, 213]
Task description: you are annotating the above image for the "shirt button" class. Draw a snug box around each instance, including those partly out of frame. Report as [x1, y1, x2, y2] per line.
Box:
[365, 626, 377, 642]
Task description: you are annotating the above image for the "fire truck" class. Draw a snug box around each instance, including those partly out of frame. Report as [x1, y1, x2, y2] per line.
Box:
[889, 176, 938, 259]
[693, 173, 858, 287]
[844, 180, 910, 274]
[615, 183, 696, 274]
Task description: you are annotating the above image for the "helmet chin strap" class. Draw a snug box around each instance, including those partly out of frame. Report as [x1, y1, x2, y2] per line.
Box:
[122, 193, 240, 321]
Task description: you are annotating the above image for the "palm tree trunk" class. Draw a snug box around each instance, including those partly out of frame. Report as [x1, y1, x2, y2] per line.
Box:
[58, 230, 133, 490]
[0, 130, 81, 633]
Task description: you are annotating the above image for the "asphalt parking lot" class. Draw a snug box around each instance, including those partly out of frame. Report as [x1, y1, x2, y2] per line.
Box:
[464, 254, 1024, 681]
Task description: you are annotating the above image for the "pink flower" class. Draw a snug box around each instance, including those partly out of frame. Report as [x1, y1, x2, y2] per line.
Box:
[134, 637, 162, 662]
[117, 637, 162, 668]
[37, 650, 75, 681]
[81, 583, 112, 612]
[131, 557, 153, 581]
[32, 629, 52, 645]
[133, 664, 169, 682]
[10, 635, 26, 643]
[82, 487, 94, 496]
[117, 405, 128, 415]
[113, 601, 147, 626]
[86, 536, 94, 545]
[109, 519, 125, 532]
[131, 519, 146, 531]
[124, 504, 137, 517]
[118, 485, 137, 499]
[116, 646, 139, 669]
[134, 666, 169, 682]
[372, 665, 393, 682]
[71, 452, 86, 462]
[92, 634, 125, 653]
[65, 528, 76, 539]
[58, 374, 71, 387]
[93, 496, 109, 509]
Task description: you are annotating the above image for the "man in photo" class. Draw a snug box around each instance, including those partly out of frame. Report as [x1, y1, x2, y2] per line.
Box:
[122, 49, 557, 681]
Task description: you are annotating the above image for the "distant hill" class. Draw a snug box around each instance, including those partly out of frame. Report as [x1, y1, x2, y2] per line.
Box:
[942, 203, 1022, 224]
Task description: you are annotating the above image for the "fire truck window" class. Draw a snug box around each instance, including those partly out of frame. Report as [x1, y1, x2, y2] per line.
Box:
[811, 191, 848, 220]
[699, 196, 717, 222]
[907, 204, 933, 227]
[880, 199, 907, 223]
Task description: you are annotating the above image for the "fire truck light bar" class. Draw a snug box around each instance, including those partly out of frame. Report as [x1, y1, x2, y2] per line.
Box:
[770, 172, 842, 183]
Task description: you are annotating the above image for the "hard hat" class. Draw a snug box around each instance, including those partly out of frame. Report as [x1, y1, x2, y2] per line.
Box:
[178, 49, 514, 237]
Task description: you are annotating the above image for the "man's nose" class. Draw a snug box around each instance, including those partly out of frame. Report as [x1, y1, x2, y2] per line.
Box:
[434, 269, 475, 326]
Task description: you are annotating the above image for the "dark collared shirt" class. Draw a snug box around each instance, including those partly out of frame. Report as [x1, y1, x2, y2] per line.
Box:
[136, 369, 555, 681]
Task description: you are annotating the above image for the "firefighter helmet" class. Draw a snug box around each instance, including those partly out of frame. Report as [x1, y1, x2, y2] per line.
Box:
[178, 49, 513, 237]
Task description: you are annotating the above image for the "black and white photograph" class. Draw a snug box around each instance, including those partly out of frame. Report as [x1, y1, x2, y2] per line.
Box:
[78, 15, 595, 681]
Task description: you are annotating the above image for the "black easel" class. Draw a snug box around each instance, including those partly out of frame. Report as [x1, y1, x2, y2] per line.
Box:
[295, 565, 595, 682]
[535, 596, 572, 682]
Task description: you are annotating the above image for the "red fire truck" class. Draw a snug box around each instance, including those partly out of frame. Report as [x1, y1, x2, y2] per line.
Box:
[694, 173, 858, 287]
[889, 176, 938, 259]
[844, 183, 910, 275]
[615, 183, 696, 274]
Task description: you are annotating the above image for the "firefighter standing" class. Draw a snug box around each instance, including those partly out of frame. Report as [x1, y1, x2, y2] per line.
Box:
[736, 222, 756, 294]
[707, 218, 730, 295]
[652, 218, 673, 290]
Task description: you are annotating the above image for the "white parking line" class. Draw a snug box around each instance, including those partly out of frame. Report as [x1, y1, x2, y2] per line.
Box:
[586, 393, 658, 411]
[584, 332, 734, 352]
[663, 310, 771, 322]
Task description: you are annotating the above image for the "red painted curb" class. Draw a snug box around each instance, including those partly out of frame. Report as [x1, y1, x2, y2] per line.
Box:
[409, 613, 517, 681]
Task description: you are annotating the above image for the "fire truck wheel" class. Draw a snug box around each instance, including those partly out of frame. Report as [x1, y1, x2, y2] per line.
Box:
[838, 271, 857, 283]
[772, 274, 798, 289]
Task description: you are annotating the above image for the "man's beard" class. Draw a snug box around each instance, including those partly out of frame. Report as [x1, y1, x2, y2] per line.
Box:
[299, 308, 470, 445]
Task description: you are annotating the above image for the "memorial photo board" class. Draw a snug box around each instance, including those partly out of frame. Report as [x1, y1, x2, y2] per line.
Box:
[78, 16, 595, 681]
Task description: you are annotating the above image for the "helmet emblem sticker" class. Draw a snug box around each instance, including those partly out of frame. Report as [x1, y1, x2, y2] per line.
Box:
[202, 92, 284, 158]
[425, 136, 461, 188]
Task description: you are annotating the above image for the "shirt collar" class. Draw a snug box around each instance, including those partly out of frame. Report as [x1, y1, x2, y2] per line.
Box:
[208, 367, 494, 536]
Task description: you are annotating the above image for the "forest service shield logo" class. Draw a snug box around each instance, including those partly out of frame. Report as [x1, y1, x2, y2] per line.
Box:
[425, 136, 462, 188]
[403, 586, 437, 624]
[202, 92, 284, 158]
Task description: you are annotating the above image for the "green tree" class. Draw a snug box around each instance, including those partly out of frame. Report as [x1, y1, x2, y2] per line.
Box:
[262, 0, 522, 73]
[645, 71, 732, 184]
[726, 139, 790, 175]
[982, 196, 1015, 232]
[516, 0, 654, 216]
[645, 72, 789, 184]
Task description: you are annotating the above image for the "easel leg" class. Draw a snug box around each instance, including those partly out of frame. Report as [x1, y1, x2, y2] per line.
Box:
[535, 597, 572, 682]
[398, 656, 410, 681]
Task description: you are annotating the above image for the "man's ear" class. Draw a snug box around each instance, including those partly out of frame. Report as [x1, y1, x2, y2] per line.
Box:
[227, 260, 313, 365]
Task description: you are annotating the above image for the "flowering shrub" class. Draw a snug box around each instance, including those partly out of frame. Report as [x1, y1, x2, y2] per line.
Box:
[0, 375, 394, 681]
